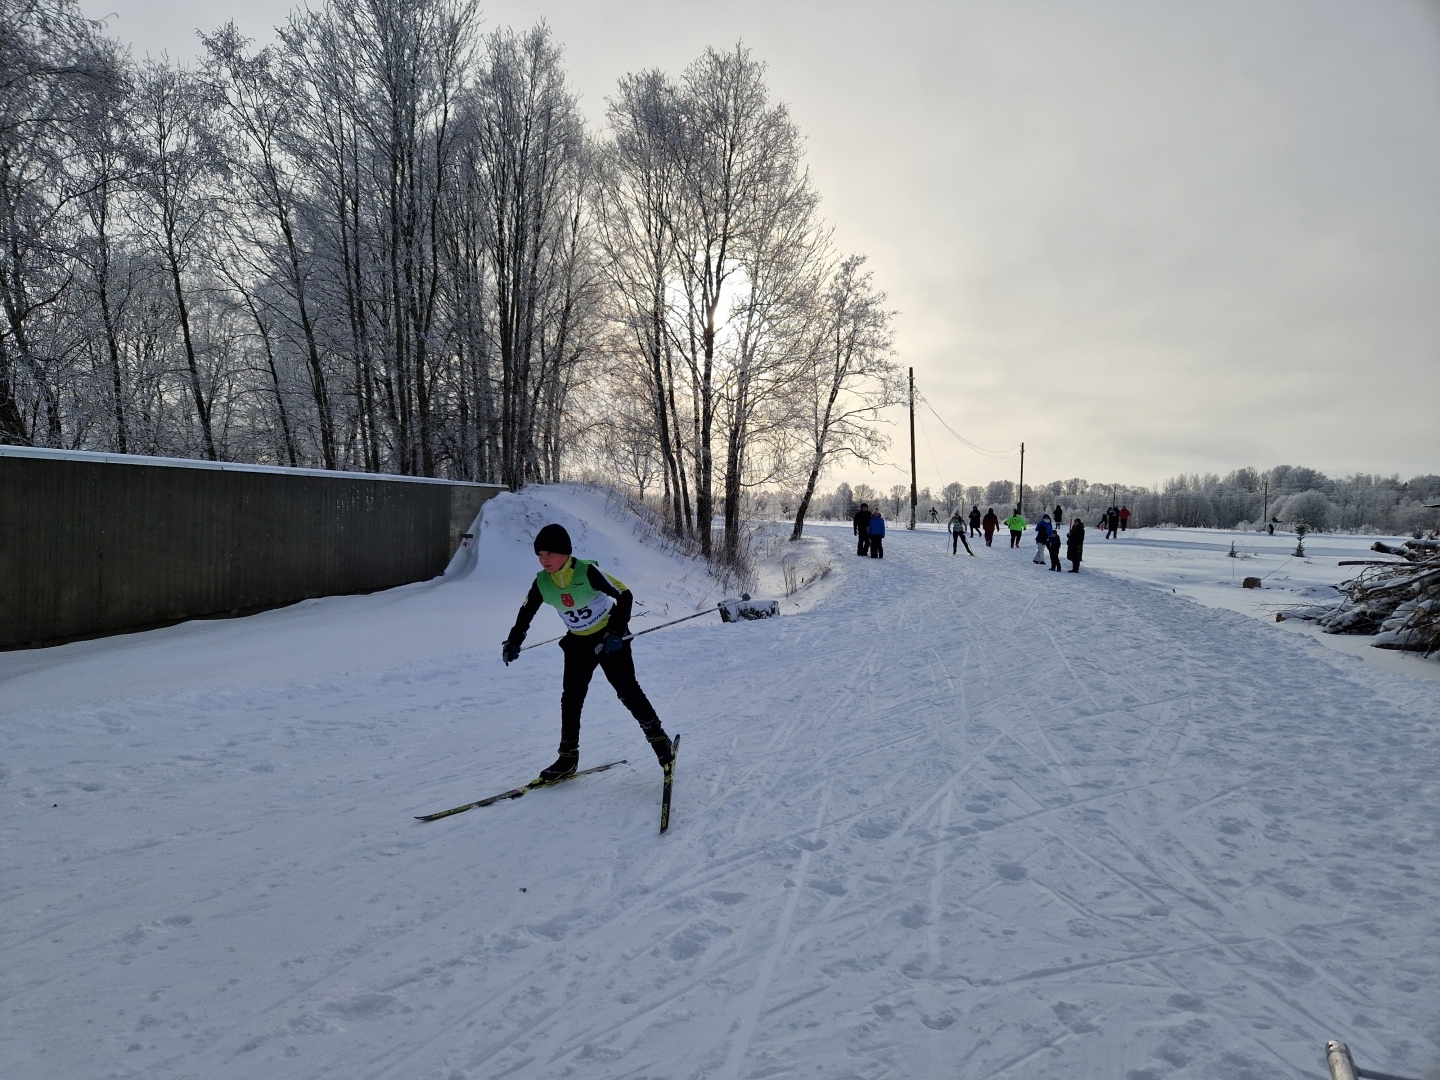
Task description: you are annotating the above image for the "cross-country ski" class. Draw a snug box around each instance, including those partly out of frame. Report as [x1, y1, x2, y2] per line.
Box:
[660, 733, 679, 833]
[415, 760, 629, 822]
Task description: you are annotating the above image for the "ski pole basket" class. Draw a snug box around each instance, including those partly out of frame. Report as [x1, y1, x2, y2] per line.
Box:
[1325, 1040, 1419, 1080]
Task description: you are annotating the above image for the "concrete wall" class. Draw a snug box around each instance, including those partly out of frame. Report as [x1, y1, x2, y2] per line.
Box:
[0, 448, 502, 649]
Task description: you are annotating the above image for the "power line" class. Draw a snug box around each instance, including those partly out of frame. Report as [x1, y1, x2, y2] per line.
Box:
[916, 411, 946, 492]
[918, 392, 1022, 458]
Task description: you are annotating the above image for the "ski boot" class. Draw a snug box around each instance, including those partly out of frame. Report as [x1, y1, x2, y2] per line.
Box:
[647, 732, 674, 769]
[536, 751, 579, 785]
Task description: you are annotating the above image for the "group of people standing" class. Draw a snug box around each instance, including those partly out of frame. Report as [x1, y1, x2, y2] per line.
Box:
[851, 499, 1127, 574]
[1022, 506, 1086, 572]
[851, 503, 887, 558]
[968, 503, 1088, 572]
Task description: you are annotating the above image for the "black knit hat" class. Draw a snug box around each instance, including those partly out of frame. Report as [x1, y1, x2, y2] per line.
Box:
[533, 523, 572, 555]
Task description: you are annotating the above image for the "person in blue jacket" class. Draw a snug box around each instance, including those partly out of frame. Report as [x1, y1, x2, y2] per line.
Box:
[868, 509, 886, 558]
[1033, 514, 1052, 564]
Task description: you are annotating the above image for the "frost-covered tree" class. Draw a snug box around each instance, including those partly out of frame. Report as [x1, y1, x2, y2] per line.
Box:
[1280, 489, 1334, 532]
[789, 255, 899, 539]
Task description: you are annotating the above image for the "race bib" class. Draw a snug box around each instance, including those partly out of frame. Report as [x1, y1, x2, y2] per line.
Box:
[556, 590, 612, 631]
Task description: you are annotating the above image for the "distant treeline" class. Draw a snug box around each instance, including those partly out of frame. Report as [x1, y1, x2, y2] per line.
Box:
[743, 466, 1440, 536]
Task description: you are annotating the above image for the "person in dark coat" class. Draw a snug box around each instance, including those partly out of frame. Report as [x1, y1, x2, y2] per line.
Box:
[853, 503, 872, 556]
[1066, 518, 1085, 572]
[868, 510, 886, 558]
[968, 505, 982, 536]
[982, 507, 999, 546]
[1047, 526, 1062, 571]
[1118, 505, 1130, 531]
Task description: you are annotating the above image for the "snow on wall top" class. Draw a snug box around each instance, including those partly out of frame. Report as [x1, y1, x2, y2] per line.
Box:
[0, 444, 499, 488]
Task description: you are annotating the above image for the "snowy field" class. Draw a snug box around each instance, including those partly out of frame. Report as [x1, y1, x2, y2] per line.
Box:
[3, 489, 1438, 1080]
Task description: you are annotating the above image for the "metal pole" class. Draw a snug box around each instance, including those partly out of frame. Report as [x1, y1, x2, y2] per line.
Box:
[1018, 442, 1024, 515]
[908, 367, 917, 530]
[1263, 479, 1269, 529]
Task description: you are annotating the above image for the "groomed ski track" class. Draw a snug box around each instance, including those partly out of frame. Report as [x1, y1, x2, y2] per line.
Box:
[2, 488, 1436, 1079]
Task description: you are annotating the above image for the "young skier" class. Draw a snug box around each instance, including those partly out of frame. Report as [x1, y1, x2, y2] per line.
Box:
[502, 524, 674, 784]
[947, 509, 971, 555]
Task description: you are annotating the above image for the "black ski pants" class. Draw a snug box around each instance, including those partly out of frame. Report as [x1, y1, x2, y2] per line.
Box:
[869, 536, 884, 558]
[1009, 529, 1022, 548]
[856, 534, 869, 557]
[557, 633, 665, 755]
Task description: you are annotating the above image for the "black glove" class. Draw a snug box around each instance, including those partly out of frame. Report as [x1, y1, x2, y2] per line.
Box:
[599, 632, 626, 655]
[502, 641, 520, 666]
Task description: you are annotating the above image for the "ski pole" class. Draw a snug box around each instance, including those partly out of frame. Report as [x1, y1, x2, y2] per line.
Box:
[506, 605, 723, 659]
[516, 633, 566, 653]
[594, 605, 721, 654]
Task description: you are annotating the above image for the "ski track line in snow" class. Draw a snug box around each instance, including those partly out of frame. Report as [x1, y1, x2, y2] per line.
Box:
[716, 780, 834, 1080]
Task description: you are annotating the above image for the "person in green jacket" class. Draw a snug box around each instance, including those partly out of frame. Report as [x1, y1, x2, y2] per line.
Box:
[1004, 509, 1027, 548]
[502, 523, 673, 783]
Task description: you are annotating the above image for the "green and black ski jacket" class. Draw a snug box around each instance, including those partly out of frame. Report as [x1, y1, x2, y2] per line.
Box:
[505, 558, 633, 648]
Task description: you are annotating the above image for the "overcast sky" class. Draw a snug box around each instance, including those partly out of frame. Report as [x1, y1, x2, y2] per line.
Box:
[86, 0, 1440, 491]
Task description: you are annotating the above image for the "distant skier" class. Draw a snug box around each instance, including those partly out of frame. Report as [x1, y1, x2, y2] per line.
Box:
[969, 505, 982, 537]
[1066, 517, 1085, 572]
[947, 509, 973, 556]
[1005, 509, 1026, 548]
[853, 503, 872, 557]
[502, 524, 674, 784]
[1118, 505, 1130, 531]
[929, 506, 939, 523]
[868, 510, 886, 558]
[982, 507, 999, 546]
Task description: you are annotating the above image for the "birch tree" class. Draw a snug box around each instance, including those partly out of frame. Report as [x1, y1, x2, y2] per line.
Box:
[789, 255, 899, 540]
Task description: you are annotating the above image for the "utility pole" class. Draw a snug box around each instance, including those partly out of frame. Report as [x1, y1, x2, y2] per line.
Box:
[908, 367, 917, 530]
[1018, 442, 1025, 515]
[1262, 479, 1269, 528]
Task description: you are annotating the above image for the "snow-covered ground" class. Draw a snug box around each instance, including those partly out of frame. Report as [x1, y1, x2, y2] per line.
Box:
[1067, 525, 1440, 684]
[4, 491, 1437, 1080]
